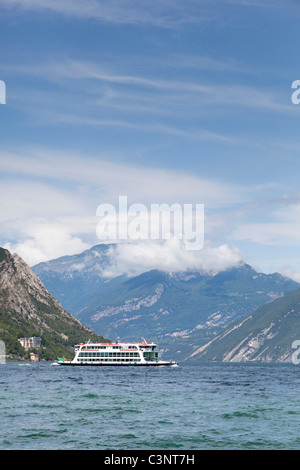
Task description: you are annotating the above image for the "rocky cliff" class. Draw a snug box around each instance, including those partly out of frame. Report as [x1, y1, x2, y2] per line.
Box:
[0, 247, 108, 360]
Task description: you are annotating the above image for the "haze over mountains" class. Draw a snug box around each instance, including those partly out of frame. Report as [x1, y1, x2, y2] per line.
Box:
[33, 244, 300, 362]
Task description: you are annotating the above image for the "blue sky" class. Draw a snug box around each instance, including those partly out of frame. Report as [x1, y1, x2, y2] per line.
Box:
[1, 0, 300, 279]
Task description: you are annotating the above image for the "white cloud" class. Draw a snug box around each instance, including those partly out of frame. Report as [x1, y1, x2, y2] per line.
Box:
[232, 201, 300, 246]
[0, 179, 88, 222]
[4, 223, 90, 267]
[278, 265, 300, 283]
[0, 149, 243, 206]
[0, 147, 247, 266]
[2, 148, 299, 275]
[102, 240, 242, 278]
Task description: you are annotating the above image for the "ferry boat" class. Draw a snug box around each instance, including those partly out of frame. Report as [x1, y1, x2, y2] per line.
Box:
[56, 340, 178, 367]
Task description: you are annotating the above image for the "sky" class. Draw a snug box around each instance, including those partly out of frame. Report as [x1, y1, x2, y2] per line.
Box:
[1, 0, 300, 279]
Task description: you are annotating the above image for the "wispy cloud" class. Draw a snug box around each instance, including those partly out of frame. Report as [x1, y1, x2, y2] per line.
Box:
[0, 0, 211, 27]
[52, 113, 235, 143]
[232, 198, 300, 247]
[0, 148, 244, 205]
[5, 58, 295, 118]
[0, 0, 292, 26]
[225, 0, 294, 8]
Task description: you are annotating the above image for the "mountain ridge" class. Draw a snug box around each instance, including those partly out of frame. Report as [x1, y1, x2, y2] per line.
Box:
[184, 286, 300, 363]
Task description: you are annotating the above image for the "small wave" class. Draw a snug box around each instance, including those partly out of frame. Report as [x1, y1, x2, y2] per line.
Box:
[82, 393, 100, 399]
[221, 411, 259, 419]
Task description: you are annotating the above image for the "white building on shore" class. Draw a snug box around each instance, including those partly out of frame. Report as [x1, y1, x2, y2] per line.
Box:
[18, 337, 42, 350]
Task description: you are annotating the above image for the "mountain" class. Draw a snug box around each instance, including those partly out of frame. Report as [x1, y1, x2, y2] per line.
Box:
[33, 244, 126, 315]
[0, 247, 108, 360]
[184, 287, 300, 363]
[32, 245, 300, 349]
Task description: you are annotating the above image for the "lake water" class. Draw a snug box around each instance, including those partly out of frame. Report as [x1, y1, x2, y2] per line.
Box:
[1, 362, 300, 450]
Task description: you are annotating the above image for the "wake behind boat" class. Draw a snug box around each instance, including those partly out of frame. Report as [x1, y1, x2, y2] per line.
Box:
[56, 339, 178, 367]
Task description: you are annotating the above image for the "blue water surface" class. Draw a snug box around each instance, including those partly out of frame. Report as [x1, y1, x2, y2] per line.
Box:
[1, 362, 300, 450]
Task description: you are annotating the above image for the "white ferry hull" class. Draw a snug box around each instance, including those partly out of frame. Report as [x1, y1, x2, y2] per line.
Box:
[56, 361, 178, 367]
